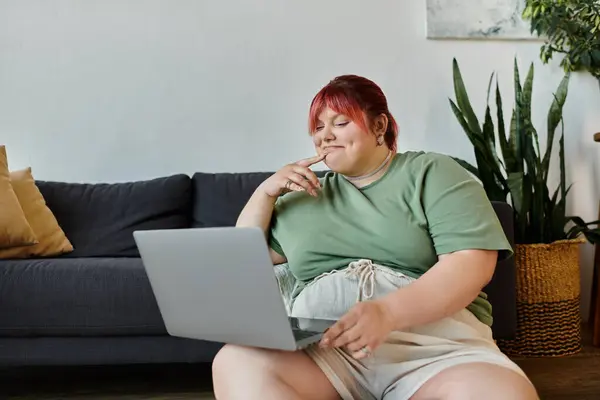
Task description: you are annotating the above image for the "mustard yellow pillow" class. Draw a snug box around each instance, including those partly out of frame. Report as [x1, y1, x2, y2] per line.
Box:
[0, 146, 37, 249]
[0, 167, 74, 259]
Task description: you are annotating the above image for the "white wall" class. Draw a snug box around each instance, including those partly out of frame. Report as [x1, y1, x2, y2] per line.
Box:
[1, 0, 599, 318]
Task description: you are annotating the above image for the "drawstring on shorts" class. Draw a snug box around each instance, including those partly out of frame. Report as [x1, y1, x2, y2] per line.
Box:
[297, 259, 403, 306]
[345, 259, 376, 302]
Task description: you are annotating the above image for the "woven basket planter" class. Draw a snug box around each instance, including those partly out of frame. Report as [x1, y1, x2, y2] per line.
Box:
[497, 238, 585, 357]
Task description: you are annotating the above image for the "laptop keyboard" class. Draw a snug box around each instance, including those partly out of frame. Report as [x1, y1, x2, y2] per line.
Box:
[293, 329, 320, 341]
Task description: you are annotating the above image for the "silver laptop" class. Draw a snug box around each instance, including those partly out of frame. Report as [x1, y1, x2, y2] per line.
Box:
[133, 226, 336, 351]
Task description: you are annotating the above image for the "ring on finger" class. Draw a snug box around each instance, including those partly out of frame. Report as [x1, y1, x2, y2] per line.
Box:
[360, 346, 371, 356]
[285, 179, 293, 190]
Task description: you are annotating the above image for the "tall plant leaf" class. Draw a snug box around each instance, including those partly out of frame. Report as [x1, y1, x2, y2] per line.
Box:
[452, 59, 483, 137]
[512, 59, 524, 168]
[507, 172, 524, 216]
[496, 79, 517, 172]
[543, 74, 570, 183]
[450, 61, 507, 200]
[448, 57, 596, 245]
[451, 157, 480, 179]
[452, 60, 506, 179]
[524, 64, 547, 240]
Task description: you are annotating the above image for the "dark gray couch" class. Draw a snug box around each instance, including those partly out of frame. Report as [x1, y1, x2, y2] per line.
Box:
[0, 171, 517, 366]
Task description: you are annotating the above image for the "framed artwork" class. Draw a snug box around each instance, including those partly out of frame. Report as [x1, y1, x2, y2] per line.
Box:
[426, 0, 538, 40]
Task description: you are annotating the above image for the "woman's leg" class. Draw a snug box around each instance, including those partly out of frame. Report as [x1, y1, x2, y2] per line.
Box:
[409, 362, 539, 400]
[212, 344, 341, 400]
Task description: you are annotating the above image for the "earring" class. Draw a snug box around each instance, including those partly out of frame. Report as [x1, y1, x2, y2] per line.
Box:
[377, 136, 384, 146]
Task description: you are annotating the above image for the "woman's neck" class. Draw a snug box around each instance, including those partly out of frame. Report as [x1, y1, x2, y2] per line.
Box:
[342, 149, 394, 188]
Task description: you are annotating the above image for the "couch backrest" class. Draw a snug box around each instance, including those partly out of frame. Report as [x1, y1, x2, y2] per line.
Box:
[191, 172, 274, 228]
[36, 174, 192, 257]
[191, 171, 329, 228]
[34, 171, 516, 339]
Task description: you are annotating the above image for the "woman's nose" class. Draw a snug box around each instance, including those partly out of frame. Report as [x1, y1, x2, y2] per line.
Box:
[320, 126, 334, 142]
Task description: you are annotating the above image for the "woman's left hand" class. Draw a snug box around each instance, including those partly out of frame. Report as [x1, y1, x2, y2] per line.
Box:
[319, 299, 396, 360]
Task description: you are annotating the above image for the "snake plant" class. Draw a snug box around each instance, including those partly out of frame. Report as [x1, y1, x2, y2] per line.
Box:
[449, 57, 599, 245]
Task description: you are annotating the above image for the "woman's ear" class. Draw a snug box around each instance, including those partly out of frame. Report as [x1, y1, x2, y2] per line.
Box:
[372, 113, 388, 136]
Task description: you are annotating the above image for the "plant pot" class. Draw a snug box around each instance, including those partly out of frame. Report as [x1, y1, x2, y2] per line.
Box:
[497, 238, 586, 357]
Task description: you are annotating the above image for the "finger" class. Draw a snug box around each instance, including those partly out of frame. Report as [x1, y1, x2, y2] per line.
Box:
[320, 313, 359, 347]
[353, 337, 386, 360]
[351, 345, 372, 360]
[344, 331, 369, 352]
[330, 324, 363, 349]
[291, 165, 321, 190]
[285, 172, 317, 196]
[286, 181, 306, 193]
[296, 153, 326, 168]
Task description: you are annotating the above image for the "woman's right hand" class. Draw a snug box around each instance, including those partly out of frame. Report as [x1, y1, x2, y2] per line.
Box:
[260, 153, 326, 198]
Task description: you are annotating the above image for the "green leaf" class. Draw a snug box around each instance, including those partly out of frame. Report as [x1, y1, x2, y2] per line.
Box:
[452, 59, 483, 137]
[508, 110, 521, 173]
[522, 173, 535, 243]
[449, 99, 487, 150]
[592, 49, 600, 64]
[474, 150, 505, 201]
[451, 157, 480, 179]
[567, 216, 600, 227]
[496, 79, 516, 172]
[559, 118, 566, 204]
[552, 183, 573, 240]
[483, 106, 499, 162]
[448, 52, 598, 245]
[483, 72, 497, 153]
[450, 60, 508, 198]
[513, 59, 524, 171]
[584, 230, 600, 245]
[523, 0, 600, 80]
[507, 172, 524, 216]
[543, 73, 570, 183]
[545, 184, 561, 241]
[521, 62, 540, 174]
[449, 98, 501, 198]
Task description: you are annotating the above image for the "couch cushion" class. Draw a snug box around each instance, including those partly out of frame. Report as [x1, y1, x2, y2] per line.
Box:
[0, 145, 38, 249]
[191, 172, 273, 228]
[35, 174, 192, 257]
[0, 168, 74, 259]
[191, 171, 328, 228]
[0, 258, 167, 337]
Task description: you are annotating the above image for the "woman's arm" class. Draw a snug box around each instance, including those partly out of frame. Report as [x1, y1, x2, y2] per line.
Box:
[236, 153, 325, 265]
[236, 187, 287, 265]
[379, 249, 497, 330]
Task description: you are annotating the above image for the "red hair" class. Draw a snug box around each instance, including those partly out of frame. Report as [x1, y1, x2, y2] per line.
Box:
[308, 75, 398, 152]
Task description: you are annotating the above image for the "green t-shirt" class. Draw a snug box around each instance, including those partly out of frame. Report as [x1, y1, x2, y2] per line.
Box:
[268, 151, 513, 326]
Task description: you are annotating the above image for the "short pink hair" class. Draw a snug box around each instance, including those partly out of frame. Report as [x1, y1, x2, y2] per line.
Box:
[308, 75, 398, 152]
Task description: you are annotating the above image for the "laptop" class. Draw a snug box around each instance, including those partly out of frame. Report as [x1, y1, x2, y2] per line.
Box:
[133, 226, 336, 351]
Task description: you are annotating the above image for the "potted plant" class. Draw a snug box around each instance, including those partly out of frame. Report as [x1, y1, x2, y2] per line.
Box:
[523, 0, 600, 86]
[449, 57, 600, 357]
[524, 0, 600, 347]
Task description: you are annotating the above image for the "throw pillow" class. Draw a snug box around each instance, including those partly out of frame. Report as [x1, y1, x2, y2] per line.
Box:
[0, 145, 37, 249]
[0, 167, 74, 259]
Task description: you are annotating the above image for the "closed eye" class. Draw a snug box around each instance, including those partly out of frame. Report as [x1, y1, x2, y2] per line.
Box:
[335, 121, 349, 127]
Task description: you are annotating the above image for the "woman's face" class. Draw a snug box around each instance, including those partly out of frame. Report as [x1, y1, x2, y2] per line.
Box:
[312, 107, 385, 176]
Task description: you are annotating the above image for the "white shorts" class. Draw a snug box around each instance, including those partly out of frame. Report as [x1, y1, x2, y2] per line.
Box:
[275, 260, 530, 400]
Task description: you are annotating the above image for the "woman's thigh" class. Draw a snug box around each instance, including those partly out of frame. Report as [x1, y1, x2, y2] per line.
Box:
[212, 344, 340, 400]
[408, 362, 539, 400]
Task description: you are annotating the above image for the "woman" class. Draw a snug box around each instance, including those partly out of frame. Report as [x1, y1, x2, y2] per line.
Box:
[212, 75, 538, 400]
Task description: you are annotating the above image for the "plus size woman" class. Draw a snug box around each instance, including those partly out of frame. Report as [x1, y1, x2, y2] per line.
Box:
[212, 74, 538, 400]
